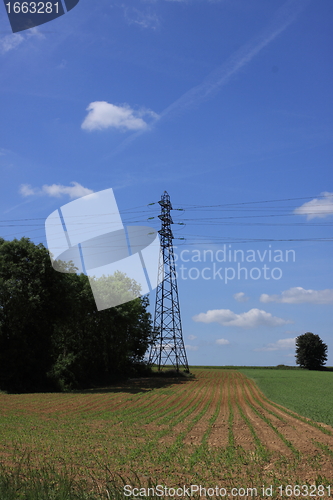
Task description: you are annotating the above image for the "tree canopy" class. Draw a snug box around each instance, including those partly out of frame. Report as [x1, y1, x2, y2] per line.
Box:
[295, 332, 328, 370]
[0, 237, 152, 392]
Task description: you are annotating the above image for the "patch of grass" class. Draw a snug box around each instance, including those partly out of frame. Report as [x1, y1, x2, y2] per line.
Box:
[0, 460, 97, 500]
[0, 462, 202, 500]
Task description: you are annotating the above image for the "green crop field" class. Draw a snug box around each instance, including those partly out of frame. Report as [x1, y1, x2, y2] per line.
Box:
[0, 368, 332, 499]
[239, 368, 333, 427]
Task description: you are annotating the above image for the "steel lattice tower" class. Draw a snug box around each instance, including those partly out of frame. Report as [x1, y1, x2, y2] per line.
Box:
[148, 191, 189, 372]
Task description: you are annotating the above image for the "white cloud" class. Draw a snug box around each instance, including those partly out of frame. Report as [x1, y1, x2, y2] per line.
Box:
[185, 344, 198, 351]
[192, 308, 292, 328]
[42, 183, 93, 199]
[233, 292, 249, 302]
[255, 337, 296, 352]
[188, 335, 197, 340]
[260, 287, 333, 305]
[0, 34, 24, 54]
[19, 182, 93, 199]
[81, 102, 158, 132]
[294, 192, 333, 220]
[216, 338, 230, 345]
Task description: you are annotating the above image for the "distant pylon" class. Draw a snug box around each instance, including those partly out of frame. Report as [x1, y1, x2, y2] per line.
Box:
[148, 191, 189, 372]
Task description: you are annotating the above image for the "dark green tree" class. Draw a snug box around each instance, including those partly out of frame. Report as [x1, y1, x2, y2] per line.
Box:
[295, 332, 328, 370]
[49, 272, 152, 390]
[0, 237, 70, 392]
[0, 238, 152, 392]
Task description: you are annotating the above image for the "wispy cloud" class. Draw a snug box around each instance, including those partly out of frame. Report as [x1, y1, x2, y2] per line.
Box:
[26, 27, 45, 40]
[0, 34, 24, 54]
[20, 185, 39, 197]
[0, 28, 44, 55]
[216, 338, 230, 345]
[19, 182, 93, 199]
[185, 344, 198, 351]
[188, 335, 197, 340]
[260, 287, 333, 305]
[233, 292, 249, 303]
[81, 102, 159, 132]
[160, 0, 309, 120]
[123, 7, 160, 29]
[107, 0, 308, 156]
[294, 192, 333, 220]
[255, 337, 296, 352]
[193, 308, 292, 328]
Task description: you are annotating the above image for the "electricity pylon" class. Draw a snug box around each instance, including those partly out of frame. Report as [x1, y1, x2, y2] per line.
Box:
[148, 191, 189, 372]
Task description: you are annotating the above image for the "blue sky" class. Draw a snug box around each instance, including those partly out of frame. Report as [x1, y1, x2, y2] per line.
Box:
[1, 0, 332, 366]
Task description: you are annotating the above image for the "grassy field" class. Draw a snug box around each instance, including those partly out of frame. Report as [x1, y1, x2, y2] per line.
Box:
[239, 368, 333, 427]
[0, 368, 333, 499]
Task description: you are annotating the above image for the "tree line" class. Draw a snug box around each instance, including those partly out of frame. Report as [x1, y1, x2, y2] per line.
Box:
[0, 237, 152, 393]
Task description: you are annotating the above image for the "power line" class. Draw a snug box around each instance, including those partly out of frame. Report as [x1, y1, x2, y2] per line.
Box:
[1, 194, 332, 244]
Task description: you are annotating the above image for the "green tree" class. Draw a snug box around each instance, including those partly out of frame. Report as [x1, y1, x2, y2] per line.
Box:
[49, 272, 152, 390]
[295, 332, 328, 370]
[0, 237, 152, 392]
[0, 237, 70, 392]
